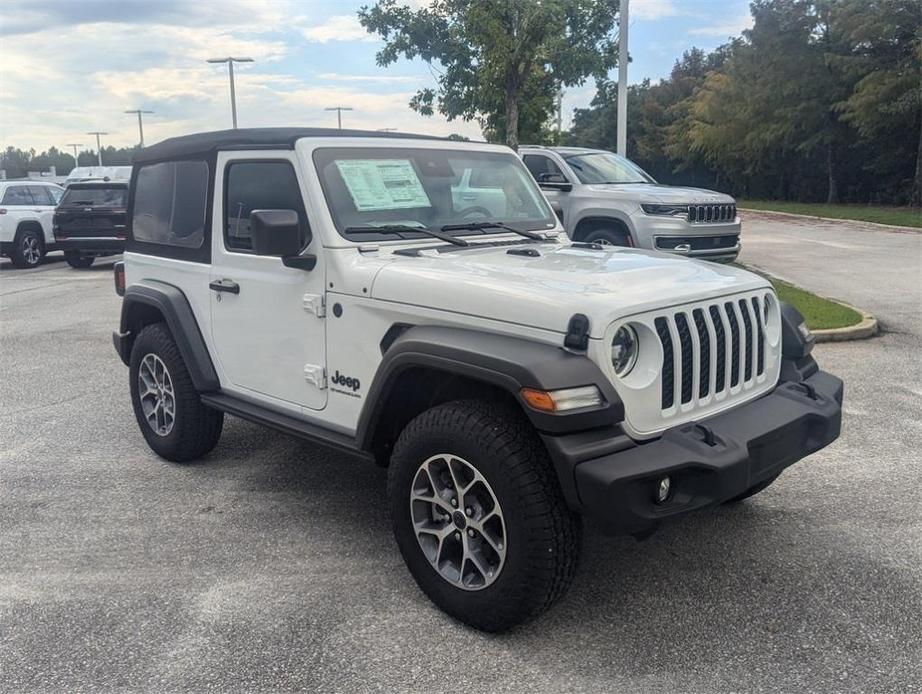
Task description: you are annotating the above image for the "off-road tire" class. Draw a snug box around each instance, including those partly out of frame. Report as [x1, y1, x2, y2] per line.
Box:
[64, 252, 94, 269]
[583, 227, 631, 247]
[388, 399, 581, 632]
[725, 473, 781, 503]
[10, 228, 44, 268]
[129, 323, 223, 462]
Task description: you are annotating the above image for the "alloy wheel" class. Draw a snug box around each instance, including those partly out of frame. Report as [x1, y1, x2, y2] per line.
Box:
[410, 454, 507, 591]
[22, 236, 41, 265]
[138, 354, 176, 436]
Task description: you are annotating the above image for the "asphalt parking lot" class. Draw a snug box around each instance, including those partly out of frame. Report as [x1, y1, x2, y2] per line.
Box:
[2, 215, 920, 693]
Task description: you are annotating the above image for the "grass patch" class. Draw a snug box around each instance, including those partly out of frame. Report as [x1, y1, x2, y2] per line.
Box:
[739, 199, 921, 228]
[734, 264, 863, 330]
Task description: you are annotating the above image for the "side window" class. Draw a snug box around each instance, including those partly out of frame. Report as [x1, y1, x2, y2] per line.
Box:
[27, 186, 54, 205]
[522, 154, 566, 182]
[224, 160, 308, 252]
[133, 160, 208, 248]
[48, 187, 64, 204]
[1, 186, 34, 206]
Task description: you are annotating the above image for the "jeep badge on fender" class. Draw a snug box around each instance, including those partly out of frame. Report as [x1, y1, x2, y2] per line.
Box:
[111, 128, 843, 633]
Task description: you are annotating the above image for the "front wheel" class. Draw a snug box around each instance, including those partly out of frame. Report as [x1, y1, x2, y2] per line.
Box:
[64, 252, 94, 269]
[583, 227, 632, 247]
[388, 400, 581, 632]
[129, 323, 223, 462]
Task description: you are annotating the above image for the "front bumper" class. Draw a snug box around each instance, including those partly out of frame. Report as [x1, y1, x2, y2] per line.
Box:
[546, 369, 842, 535]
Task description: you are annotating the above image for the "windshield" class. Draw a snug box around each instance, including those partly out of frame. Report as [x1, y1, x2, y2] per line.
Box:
[313, 147, 556, 241]
[564, 152, 655, 185]
[60, 187, 127, 208]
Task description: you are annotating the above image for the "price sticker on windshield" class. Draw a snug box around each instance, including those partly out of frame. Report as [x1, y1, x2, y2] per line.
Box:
[335, 159, 432, 211]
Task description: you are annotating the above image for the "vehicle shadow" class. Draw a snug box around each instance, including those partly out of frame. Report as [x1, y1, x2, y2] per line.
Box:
[203, 418, 916, 689]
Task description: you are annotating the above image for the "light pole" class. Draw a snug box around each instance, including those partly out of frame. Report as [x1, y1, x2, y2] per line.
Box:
[207, 57, 254, 128]
[66, 143, 83, 169]
[617, 0, 629, 156]
[325, 106, 353, 129]
[125, 109, 154, 147]
[87, 132, 108, 166]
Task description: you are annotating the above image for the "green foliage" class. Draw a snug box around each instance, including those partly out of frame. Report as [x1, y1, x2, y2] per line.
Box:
[566, 0, 921, 205]
[358, 0, 620, 149]
[1, 145, 138, 179]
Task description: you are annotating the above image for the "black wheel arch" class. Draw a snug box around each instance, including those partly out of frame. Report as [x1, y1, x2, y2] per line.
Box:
[356, 325, 624, 461]
[114, 280, 219, 392]
[572, 216, 633, 244]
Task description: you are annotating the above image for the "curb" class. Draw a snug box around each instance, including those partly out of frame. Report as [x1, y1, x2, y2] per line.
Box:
[739, 207, 920, 233]
[812, 306, 879, 343]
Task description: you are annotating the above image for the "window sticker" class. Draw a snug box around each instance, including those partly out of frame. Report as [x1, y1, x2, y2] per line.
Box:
[335, 159, 431, 211]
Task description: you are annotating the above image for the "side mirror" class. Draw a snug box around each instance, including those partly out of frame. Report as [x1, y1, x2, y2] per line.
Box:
[249, 209, 316, 270]
[537, 173, 572, 192]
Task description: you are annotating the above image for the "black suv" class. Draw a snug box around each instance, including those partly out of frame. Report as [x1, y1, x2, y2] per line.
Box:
[53, 181, 128, 268]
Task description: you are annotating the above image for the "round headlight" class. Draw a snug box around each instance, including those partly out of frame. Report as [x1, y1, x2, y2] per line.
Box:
[611, 325, 638, 377]
[763, 293, 775, 323]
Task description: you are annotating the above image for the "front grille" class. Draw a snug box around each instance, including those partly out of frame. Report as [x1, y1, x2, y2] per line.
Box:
[655, 234, 739, 251]
[657, 295, 769, 412]
[688, 204, 736, 224]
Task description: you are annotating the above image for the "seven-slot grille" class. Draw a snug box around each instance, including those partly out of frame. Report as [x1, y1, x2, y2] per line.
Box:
[688, 203, 736, 223]
[655, 295, 768, 412]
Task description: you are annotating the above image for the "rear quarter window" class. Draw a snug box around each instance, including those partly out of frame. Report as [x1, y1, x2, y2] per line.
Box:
[132, 161, 208, 248]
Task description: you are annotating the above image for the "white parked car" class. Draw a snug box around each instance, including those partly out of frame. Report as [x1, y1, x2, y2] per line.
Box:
[521, 146, 741, 262]
[0, 180, 65, 267]
[112, 128, 842, 631]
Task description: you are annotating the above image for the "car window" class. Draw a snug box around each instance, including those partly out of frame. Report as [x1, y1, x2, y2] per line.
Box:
[133, 160, 208, 248]
[47, 187, 64, 204]
[563, 152, 654, 184]
[60, 187, 127, 208]
[314, 147, 554, 241]
[27, 186, 55, 206]
[522, 154, 566, 182]
[1, 186, 34, 206]
[224, 160, 309, 252]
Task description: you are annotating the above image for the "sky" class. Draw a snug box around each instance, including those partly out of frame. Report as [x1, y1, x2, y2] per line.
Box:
[0, 0, 753, 153]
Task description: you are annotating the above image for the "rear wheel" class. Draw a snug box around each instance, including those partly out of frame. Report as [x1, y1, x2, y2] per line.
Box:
[64, 251, 94, 269]
[129, 323, 223, 462]
[583, 227, 632, 247]
[10, 228, 44, 268]
[388, 399, 581, 632]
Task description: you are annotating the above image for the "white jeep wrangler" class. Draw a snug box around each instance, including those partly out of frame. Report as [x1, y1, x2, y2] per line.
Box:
[112, 128, 843, 632]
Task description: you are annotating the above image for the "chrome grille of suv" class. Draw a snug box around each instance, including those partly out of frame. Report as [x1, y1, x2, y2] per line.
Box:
[688, 203, 736, 223]
[656, 295, 768, 412]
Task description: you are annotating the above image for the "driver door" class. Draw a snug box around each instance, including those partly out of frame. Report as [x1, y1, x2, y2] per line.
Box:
[209, 152, 327, 413]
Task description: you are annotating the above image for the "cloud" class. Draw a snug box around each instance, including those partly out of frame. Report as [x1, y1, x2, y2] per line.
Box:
[318, 72, 418, 84]
[301, 14, 375, 43]
[688, 15, 753, 37]
[631, 0, 681, 20]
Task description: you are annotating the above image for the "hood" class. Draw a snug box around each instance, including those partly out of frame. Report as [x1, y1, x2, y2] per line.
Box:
[584, 183, 734, 204]
[371, 242, 770, 338]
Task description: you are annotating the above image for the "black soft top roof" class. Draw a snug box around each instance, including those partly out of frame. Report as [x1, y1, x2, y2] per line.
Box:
[133, 127, 447, 164]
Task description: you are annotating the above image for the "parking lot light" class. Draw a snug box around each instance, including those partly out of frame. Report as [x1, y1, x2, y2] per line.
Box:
[207, 57, 254, 128]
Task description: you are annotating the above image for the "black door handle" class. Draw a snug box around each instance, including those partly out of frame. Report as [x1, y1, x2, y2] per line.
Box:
[209, 279, 240, 294]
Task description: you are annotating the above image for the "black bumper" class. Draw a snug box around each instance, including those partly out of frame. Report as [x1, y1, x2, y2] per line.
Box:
[548, 369, 843, 535]
[54, 237, 124, 255]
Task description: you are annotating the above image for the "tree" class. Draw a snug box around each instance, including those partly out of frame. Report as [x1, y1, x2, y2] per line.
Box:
[358, 0, 620, 149]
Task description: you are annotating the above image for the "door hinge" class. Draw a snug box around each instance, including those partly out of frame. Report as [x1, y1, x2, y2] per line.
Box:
[302, 293, 325, 317]
[304, 364, 327, 389]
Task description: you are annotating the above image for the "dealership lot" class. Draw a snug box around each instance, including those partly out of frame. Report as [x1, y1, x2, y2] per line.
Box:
[1, 216, 920, 692]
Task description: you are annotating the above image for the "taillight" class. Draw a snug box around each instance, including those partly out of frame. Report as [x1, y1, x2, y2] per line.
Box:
[113, 261, 126, 296]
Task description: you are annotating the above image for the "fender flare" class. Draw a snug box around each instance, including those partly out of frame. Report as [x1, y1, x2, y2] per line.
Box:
[115, 280, 220, 392]
[355, 325, 624, 450]
[571, 210, 636, 241]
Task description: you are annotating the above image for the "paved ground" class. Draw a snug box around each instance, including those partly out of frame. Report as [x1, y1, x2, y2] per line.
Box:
[1, 217, 920, 693]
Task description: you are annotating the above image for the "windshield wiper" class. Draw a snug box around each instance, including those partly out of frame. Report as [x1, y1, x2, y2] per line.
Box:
[344, 224, 469, 246]
[440, 220, 544, 240]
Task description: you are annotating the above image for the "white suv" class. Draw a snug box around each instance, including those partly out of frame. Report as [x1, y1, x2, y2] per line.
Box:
[0, 180, 65, 267]
[521, 146, 741, 262]
[112, 128, 842, 631]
